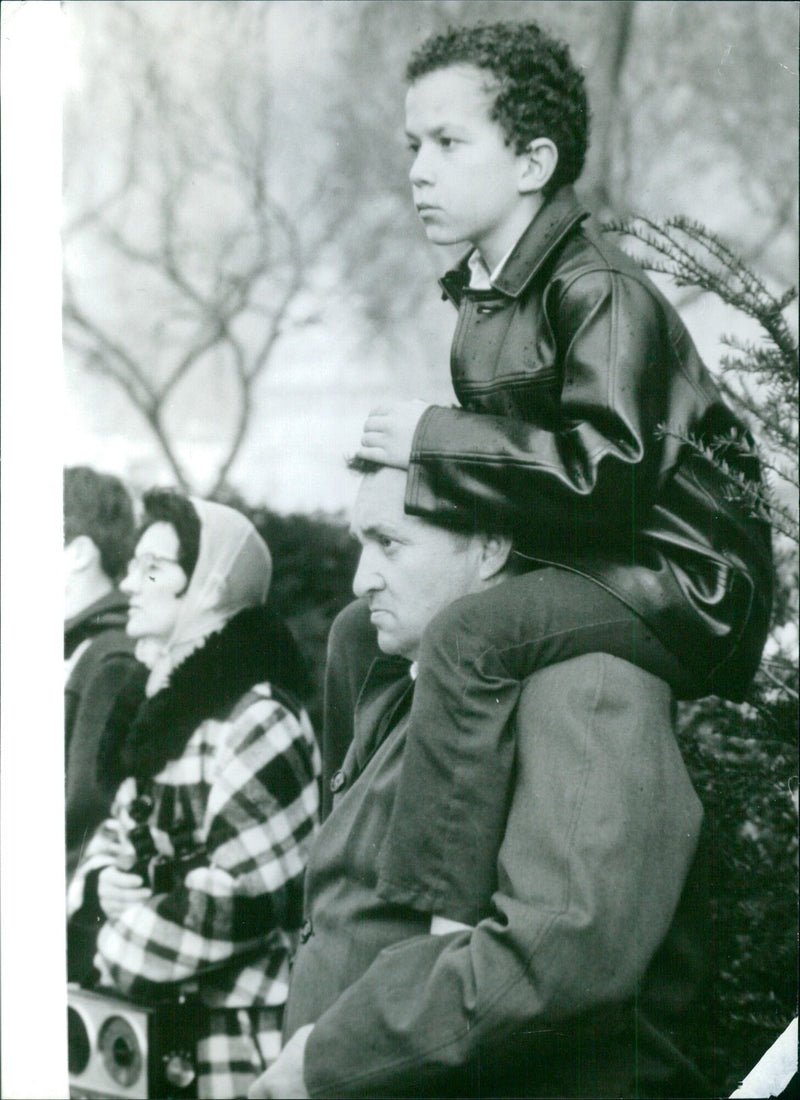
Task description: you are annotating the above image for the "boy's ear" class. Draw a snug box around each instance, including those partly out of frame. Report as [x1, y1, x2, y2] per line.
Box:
[518, 138, 558, 195]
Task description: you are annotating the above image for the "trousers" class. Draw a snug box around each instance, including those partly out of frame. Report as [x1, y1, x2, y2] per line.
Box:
[325, 566, 694, 924]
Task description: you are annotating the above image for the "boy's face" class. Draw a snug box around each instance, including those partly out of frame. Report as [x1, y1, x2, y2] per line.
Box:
[405, 64, 538, 267]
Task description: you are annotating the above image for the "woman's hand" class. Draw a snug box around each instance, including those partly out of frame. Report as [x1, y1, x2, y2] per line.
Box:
[98, 865, 153, 920]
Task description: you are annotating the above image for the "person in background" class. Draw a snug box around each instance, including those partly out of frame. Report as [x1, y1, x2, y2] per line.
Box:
[64, 465, 141, 880]
[67, 490, 320, 1099]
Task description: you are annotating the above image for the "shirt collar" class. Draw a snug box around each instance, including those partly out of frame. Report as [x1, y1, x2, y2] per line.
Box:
[440, 186, 590, 305]
[467, 243, 516, 290]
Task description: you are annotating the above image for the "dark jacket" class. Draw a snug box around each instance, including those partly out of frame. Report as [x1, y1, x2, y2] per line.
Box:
[65, 590, 142, 878]
[405, 186, 773, 700]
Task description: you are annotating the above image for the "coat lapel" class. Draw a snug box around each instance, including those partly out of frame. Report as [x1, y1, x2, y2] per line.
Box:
[346, 657, 413, 776]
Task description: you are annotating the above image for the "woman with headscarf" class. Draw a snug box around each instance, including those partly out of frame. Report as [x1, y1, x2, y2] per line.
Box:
[67, 490, 320, 1099]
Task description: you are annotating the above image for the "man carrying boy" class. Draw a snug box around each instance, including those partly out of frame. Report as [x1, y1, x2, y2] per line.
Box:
[344, 20, 773, 926]
[251, 461, 713, 1099]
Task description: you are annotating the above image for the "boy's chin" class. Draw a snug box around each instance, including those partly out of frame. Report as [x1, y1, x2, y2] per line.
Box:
[422, 225, 464, 247]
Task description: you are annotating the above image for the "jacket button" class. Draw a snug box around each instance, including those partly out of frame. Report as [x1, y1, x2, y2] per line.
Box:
[329, 769, 347, 794]
[300, 919, 313, 944]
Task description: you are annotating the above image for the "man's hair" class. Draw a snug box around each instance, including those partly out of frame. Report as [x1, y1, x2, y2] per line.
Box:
[139, 489, 201, 582]
[406, 21, 589, 195]
[64, 466, 136, 581]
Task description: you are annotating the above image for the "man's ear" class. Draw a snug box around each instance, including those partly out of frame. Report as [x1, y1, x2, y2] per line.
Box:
[518, 138, 558, 195]
[479, 534, 513, 581]
[66, 534, 100, 573]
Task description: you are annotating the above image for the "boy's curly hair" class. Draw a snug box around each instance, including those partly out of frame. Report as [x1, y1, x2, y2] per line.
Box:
[406, 21, 590, 195]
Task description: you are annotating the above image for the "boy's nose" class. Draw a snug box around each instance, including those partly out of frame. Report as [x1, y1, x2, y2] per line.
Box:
[409, 148, 434, 187]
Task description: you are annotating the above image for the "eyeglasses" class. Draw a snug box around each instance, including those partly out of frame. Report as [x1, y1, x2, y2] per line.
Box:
[125, 552, 182, 580]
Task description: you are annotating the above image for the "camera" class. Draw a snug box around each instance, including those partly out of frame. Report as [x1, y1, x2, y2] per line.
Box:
[148, 845, 208, 894]
[68, 985, 199, 1099]
[122, 795, 209, 895]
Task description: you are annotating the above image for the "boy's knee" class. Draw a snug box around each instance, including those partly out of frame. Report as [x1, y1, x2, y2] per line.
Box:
[420, 591, 487, 658]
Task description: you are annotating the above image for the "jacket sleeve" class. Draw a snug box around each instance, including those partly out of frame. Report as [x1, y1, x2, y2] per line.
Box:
[94, 695, 320, 997]
[66, 646, 141, 876]
[302, 655, 703, 1098]
[405, 270, 676, 540]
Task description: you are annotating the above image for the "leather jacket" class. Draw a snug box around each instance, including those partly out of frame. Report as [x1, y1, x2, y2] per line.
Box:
[405, 186, 773, 700]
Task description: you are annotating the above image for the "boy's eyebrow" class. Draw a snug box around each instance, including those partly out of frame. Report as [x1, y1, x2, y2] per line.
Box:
[404, 123, 462, 140]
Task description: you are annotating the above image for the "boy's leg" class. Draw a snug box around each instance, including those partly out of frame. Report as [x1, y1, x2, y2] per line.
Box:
[376, 567, 693, 924]
[321, 599, 381, 820]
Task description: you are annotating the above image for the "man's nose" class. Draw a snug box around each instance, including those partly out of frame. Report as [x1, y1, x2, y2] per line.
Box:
[352, 549, 382, 599]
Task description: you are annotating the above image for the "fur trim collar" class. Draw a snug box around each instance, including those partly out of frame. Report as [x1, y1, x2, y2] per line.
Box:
[98, 606, 309, 786]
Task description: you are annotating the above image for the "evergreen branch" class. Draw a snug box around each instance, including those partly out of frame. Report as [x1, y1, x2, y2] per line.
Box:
[758, 663, 799, 703]
[658, 427, 798, 543]
[606, 216, 799, 364]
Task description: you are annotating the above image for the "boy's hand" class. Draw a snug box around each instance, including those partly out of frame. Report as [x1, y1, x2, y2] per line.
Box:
[358, 400, 431, 469]
[248, 1024, 312, 1098]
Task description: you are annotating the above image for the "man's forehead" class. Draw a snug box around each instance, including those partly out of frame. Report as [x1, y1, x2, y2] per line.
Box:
[351, 468, 410, 532]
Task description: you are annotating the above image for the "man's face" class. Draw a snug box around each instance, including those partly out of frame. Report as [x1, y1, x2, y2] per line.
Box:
[405, 64, 531, 264]
[350, 467, 487, 661]
[120, 522, 188, 644]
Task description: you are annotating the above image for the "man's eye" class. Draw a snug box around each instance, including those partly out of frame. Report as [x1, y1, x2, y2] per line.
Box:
[407, 142, 420, 155]
[438, 136, 454, 148]
[378, 536, 396, 550]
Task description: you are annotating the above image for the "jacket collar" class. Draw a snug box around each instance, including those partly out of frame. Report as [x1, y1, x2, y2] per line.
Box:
[439, 185, 590, 305]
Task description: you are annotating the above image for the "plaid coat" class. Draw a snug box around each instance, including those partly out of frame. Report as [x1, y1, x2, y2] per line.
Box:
[68, 608, 320, 1099]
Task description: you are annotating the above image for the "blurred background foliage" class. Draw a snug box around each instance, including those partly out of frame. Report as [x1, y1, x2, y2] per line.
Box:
[63, 2, 797, 1094]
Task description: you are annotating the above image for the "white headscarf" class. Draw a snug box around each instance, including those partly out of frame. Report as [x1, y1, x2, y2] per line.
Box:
[137, 497, 272, 697]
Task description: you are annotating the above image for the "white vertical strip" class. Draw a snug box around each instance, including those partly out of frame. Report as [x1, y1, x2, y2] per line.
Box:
[1, 2, 68, 1097]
